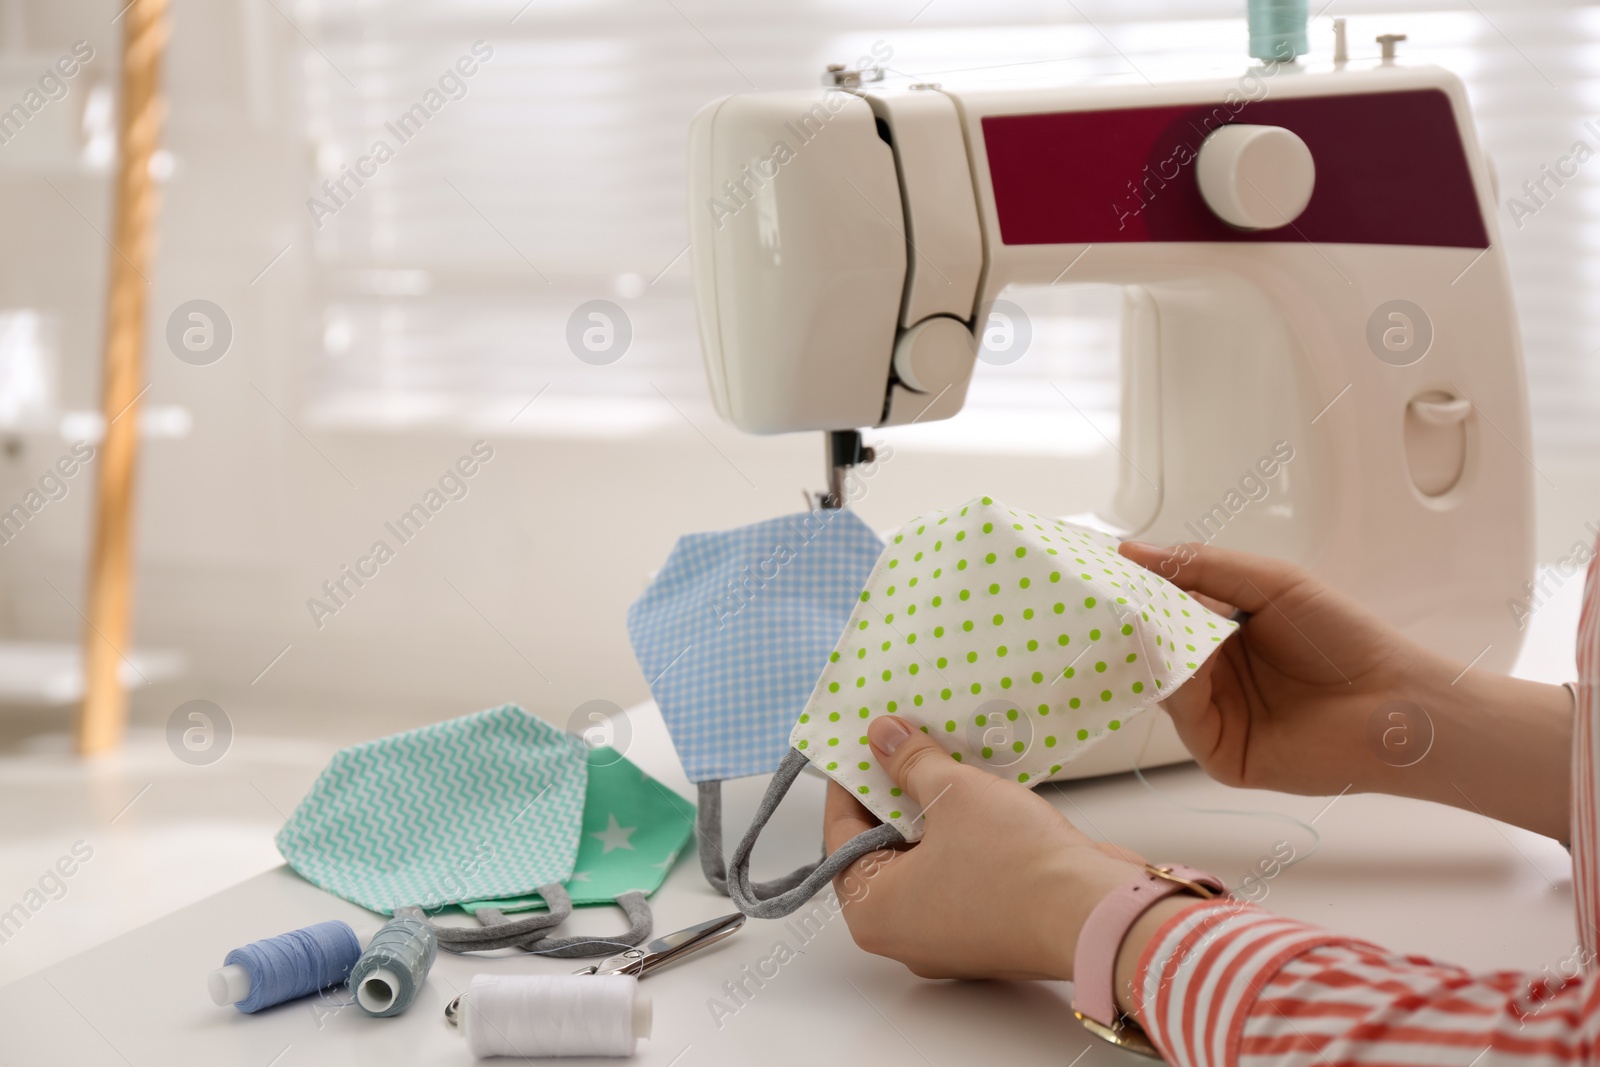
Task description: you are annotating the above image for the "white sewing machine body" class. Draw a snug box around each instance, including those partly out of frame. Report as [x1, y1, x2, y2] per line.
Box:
[688, 62, 1532, 774]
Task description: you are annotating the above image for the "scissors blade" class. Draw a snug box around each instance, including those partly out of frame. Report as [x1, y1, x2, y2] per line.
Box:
[582, 915, 742, 979]
[640, 911, 745, 973]
[582, 912, 745, 978]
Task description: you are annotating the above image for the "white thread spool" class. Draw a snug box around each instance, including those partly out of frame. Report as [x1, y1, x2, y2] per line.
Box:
[458, 974, 652, 1059]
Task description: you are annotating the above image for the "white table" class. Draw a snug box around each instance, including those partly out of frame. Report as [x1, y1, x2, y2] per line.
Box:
[0, 702, 1576, 1066]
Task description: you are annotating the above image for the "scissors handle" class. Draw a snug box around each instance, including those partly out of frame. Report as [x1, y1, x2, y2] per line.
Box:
[572, 945, 648, 977]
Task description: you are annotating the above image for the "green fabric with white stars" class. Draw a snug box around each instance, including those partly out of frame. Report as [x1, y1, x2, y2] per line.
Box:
[791, 496, 1237, 842]
[458, 745, 696, 913]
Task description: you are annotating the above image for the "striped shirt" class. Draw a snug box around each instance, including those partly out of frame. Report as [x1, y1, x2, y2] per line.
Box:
[1131, 554, 1600, 1066]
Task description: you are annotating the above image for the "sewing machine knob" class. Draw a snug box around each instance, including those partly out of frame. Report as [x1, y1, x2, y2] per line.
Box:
[1196, 124, 1316, 231]
[893, 316, 975, 394]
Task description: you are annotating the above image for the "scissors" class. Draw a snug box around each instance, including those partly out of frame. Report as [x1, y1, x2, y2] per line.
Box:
[572, 910, 745, 977]
[444, 912, 745, 1026]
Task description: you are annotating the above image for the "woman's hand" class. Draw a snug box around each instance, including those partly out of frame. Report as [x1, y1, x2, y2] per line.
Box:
[824, 715, 1141, 982]
[1119, 540, 1572, 838]
[1118, 540, 1427, 796]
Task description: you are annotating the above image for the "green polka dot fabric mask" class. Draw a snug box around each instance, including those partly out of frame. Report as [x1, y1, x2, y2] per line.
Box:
[724, 496, 1238, 919]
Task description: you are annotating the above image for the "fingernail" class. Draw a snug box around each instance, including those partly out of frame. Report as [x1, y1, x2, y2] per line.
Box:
[1121, 540, 1159, 552]
[868, 716, 913, 756]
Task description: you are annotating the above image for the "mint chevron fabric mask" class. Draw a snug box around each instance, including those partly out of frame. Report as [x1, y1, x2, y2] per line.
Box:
[626, 507, 882, 897]
[725, 496, 1239, 919]
[277, 706, 588, 918]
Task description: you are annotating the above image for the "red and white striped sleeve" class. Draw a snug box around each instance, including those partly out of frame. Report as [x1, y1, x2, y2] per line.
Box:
[1132, 899, 1600, 1067]
[1572, 542, 1600, 964]
[1129, 543, 1600, 1067]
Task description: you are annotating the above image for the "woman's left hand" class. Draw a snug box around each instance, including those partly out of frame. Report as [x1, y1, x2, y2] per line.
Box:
[823, 714, 1143, 981]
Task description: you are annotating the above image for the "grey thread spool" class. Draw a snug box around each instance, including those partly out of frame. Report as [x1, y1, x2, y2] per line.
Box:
[349, 915, 438, 1017]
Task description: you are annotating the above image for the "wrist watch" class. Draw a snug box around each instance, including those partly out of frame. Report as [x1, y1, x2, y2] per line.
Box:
[1072, 863, 1226, 1058]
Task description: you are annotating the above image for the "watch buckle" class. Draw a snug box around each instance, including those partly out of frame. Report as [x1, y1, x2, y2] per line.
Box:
[1145, 863, 1219, 900]
[1074, 1010, 1162, 1058]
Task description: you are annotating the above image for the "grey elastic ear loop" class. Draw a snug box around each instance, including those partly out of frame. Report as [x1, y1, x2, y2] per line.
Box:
[470, 890, 654, 958]
[399, 886, 653, 958]
[396, 881, 574, 953]
[696, 781, 820, 897]
[726, 748, 905, 919]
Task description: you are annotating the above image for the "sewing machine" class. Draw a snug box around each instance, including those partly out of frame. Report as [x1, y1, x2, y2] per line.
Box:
[687, 47, 1532, 774]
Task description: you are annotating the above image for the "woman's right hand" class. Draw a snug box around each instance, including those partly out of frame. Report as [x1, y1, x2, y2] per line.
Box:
[1119, 540, 1455, 796]
[1118, 540, 1572, 839]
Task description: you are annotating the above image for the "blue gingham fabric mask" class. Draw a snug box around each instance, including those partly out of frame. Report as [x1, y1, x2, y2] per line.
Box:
[626, 507, 881, 896]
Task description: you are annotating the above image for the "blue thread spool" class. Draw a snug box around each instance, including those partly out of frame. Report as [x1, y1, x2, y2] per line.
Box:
[1247, 0, 1309, 62]
[208, 920, 362, 1013]
[349, 916, 437, 1017]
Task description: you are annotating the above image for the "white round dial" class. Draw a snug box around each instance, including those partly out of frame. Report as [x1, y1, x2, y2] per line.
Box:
[1196, 124, 1316, 231]
[892, 316, 975, 394]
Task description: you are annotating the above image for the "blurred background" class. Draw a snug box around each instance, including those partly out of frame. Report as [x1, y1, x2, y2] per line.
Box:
[0, 0, 1593, 986]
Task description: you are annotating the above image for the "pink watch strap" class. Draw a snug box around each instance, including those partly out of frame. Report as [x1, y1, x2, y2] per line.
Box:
[1073, 864, 1225, 1031]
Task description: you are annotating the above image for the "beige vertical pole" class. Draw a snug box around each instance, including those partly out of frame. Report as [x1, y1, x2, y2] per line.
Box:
[77, 0, 170, 755]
